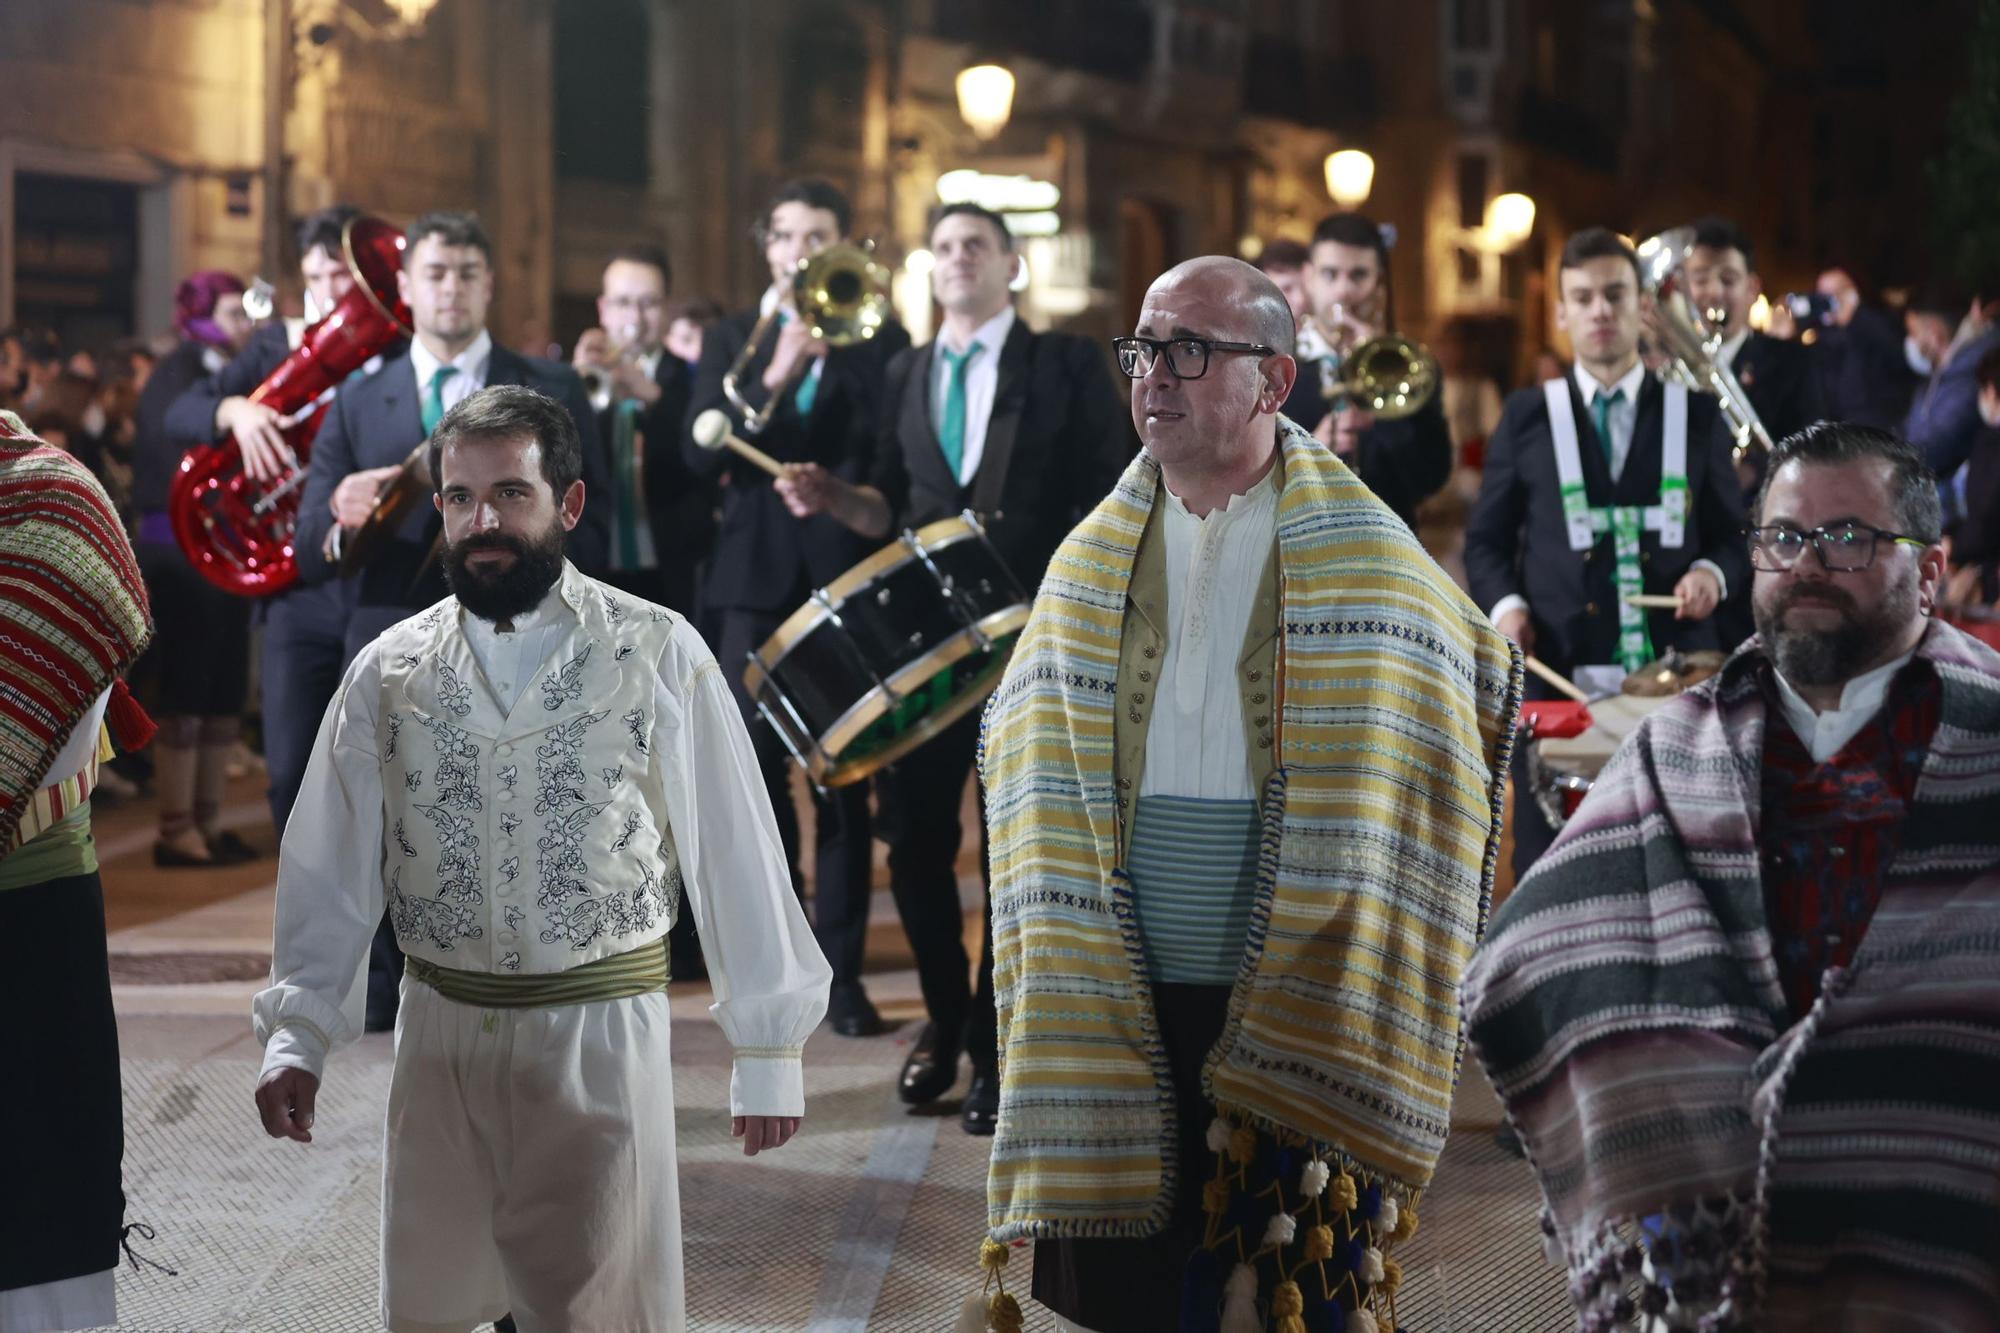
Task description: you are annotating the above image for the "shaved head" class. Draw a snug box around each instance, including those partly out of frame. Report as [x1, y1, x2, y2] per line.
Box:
[1149, 256, 1296, 353]
[1130, 255, 1298, 509]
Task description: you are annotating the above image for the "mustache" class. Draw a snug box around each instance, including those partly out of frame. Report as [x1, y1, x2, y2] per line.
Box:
[454, 533, 527, 556]
[1777, 583, 1856, 614]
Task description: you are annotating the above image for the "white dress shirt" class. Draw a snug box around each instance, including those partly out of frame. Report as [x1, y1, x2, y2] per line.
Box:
[1771, 650, 1917, 763]
[1719, 327, 1751, 371]
[930, 305, 1017, 485]
[1573, 359, 1649, 482]
[409, 329, 494, 418]
[254, 565, 831, 1115]
[1139, 461, 1280, 802]
[459, 584, 577, 716]
[1487, 362, 1728, 640]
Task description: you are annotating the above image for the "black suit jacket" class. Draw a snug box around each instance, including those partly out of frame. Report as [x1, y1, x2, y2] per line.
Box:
[595, 353, 714, 566]
[133, 339, 222, 516]
[1733, 331, 1826, 448]
[1464, 373, 1748, 674]
[295, 343, 610, 609]
[162, 321, 291, 453]
[681, 309, 912, 613]
[1278, 360, 1453, 528]
[868, 320, 1129, 589]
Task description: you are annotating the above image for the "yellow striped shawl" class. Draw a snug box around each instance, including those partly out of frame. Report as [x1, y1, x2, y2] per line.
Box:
[980, 418, 1521, 1239]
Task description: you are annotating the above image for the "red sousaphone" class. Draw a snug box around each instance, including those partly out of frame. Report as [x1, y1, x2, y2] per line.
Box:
[170, 216, 412, 596]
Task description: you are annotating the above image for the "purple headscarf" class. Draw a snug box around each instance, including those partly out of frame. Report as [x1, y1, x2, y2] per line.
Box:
[174, 270, 247, 349]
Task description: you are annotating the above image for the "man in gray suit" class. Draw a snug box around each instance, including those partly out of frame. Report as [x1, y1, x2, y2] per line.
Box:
[292, 210, 609, 1031]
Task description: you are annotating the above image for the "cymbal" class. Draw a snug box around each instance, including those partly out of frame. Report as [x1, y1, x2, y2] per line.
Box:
[1620, 647, 1726, 697]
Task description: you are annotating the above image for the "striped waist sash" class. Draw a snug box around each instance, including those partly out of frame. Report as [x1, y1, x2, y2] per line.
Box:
[405, 936, 670, 1008]
[1128, 794, 1262, 986]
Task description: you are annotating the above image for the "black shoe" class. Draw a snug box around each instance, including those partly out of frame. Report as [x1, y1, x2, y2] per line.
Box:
[205, 830, 260, 865]
[827, 982, 886, 1037]
[152, 840, 215, 869]
[960, 1071, 998, 1136]
[493, 1316, 518, 1333]
[898, 1021, 962, 1105]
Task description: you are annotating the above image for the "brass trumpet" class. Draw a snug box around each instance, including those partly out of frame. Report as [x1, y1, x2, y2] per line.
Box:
[1320, 334, 1439, 419]
[723, 241, 893, 435]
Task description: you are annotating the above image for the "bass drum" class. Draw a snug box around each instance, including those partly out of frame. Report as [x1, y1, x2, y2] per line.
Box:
[744, 512, 1030, 788]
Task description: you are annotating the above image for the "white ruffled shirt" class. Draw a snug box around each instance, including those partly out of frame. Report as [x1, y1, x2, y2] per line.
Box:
[1139, 460, 1280, 802]
[253, 565, 831, 1116]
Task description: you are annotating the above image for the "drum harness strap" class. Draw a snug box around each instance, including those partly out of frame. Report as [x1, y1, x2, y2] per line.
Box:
[1543, 377, 1689, 674]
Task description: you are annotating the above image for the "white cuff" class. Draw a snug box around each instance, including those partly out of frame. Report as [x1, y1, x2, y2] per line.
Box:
[728, 1050, 805, 1118]
[1489, 594, 1529, 627]
[259, 1018, 330, 1082]
[1690, 559, 1728, 601]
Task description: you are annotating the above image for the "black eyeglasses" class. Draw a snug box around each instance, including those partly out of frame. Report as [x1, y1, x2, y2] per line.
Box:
[1746, 522, 1930, 572]
[1112, 335, 1276, 381]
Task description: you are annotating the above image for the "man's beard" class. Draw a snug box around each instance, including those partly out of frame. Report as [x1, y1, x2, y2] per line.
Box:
[1754, 573, 1917, 687]
[442, 520, 566, 623]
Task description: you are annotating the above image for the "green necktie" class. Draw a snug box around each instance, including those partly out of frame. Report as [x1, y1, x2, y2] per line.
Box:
[423, 364, 459, 435]
[938, 340, 983, 479]
[1590, 386, 1624, 468]
[779, 309, 822, 417]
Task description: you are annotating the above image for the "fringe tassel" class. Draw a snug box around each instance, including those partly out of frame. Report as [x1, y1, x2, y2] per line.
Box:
[107, 678, 156, 751]
[1220, 1263, 1261, 1333]
[952, 1292, 990, 1333]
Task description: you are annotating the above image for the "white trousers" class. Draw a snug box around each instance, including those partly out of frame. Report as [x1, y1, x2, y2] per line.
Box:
[381, 977, 683, 1333]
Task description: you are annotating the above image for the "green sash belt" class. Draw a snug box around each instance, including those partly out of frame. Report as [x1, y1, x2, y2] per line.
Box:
[405, 936, 670, 1008]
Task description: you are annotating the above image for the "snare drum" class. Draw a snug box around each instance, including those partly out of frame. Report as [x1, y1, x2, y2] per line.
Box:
[1525, 693, 1669, 830]
[744, 512, 1030, 788]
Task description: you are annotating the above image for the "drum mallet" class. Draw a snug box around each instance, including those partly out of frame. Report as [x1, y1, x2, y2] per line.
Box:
[1623, 593, 1684, 610]
[1523, 654, 1592, 705]
[691, 409, 787, 480]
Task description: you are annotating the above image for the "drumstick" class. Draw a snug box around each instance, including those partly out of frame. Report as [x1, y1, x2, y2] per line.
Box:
[691, 409, 786, 480]
[1624, 593, 1684, 609]
[1523, 654, 1592, 704]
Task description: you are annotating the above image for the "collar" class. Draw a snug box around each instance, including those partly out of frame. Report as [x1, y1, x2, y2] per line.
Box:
[411, 329, 494, 389]
[637, 346, 663, 383]
[1771, 648, 1916, 721]
[1296, 321, 1334, 362]
[453, 559, 589, 636]
[1719, 328, 1752, 367]
[1160, 450, 1282, 524]
[1573, 357, 1647, 405]
[938, 306, 1015, 361]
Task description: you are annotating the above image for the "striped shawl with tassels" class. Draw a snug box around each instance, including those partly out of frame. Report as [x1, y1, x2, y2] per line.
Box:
[979, 416, 1521, 1241]
[0, 412, 153, 853]
[1462, 621, 2000, 1331]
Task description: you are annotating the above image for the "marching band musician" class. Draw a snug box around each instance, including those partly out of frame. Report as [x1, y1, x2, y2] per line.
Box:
[163, 205, 391, 843]
[130, 269, 257, 870]
[773, 201, 1128, 1133]
[572, 244, 714, 618]
[1465, 227, 1747, 876]
[1279, 211, 1453, 530]
[292, 209, 611, 1032]
[680, 177, 911, 1038]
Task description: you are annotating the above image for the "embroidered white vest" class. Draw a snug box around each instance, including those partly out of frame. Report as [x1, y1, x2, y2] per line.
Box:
[374, 572, 684, 974]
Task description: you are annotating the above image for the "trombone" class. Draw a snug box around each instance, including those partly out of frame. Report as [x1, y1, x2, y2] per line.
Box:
[723, 242, 893, 435]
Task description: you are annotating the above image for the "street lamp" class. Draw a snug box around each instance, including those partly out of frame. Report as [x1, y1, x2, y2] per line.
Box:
[1324, 149, 1375, 208]
[956, 64, 1016, 141]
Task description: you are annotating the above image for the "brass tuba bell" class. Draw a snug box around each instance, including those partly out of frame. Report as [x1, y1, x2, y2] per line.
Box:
[723, 241, 894, 435]
[1636, 226, 1774, 465]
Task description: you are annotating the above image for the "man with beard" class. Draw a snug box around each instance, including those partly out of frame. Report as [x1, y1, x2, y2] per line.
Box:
[293, 210, 611, 1032]
[253, 384, 830, 1332]
[1464, 422, 2000, 1331]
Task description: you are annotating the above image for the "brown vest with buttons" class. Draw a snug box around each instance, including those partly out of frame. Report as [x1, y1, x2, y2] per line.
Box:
[1110, 497, 1282, 864]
